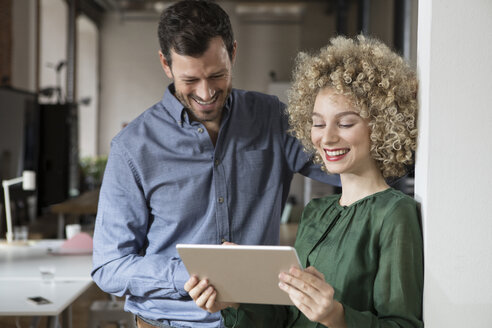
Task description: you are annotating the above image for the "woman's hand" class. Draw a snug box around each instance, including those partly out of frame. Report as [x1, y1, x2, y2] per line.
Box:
[278, 266, 346, 328]
[184, 275, 238, 313]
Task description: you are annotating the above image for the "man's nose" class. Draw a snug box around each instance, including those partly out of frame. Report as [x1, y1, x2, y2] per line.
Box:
[195, 81, 215, 101]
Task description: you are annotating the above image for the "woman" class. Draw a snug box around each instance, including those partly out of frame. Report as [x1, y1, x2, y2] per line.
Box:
[185, 35, 423, 328]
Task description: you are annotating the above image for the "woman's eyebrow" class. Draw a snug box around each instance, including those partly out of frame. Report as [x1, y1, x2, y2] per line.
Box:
[335, 111, 359, 118]
[311, 111, 359, 118]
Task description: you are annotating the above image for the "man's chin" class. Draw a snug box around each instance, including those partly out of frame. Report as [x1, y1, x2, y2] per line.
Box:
[190, 109, 221, 122]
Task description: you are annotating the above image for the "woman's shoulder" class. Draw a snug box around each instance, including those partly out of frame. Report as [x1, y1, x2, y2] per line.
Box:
[374, 188, 421, 231]
[306, 194, 341, 209]
[377, 188, 418, 207]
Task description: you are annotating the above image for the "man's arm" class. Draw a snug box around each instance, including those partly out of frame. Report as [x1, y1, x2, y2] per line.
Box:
[91, 141, 189, 299]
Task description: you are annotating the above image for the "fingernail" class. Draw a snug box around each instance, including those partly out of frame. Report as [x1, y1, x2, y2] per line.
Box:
[278, 282, 285, 288]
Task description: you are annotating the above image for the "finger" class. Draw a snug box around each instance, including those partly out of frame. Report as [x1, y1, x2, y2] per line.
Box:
[304, 266, 325, 280]
[288, 267, 327, 294]
[278, 280, 314, 313]
[280, 268, 320, 295]
[195, 286, 215, 308]
[184, 275, 199, 292]
[222, 241, 237, 246]
[205, 289, 217, 311]
[188, 279, 210, 300]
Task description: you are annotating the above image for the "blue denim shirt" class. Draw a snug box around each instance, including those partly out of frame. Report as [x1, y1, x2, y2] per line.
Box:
[92, 85, 339, 327]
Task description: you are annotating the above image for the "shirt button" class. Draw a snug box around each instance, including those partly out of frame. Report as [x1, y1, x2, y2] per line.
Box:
[197, 127, 204, 133]
[218, 197, 224, 203]
[214, 159, 220, 166]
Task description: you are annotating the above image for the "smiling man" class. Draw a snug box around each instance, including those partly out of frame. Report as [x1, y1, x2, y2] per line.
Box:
[91, 1, 339, 327]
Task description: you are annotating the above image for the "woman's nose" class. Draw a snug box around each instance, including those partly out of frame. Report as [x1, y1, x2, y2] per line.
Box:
[321, 126, 339, 144]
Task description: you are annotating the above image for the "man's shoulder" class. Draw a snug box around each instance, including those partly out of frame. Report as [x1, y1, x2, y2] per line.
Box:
[231, 88, 282, 105]
[112, 101, 168, 145]
[230, 88, 285, 120]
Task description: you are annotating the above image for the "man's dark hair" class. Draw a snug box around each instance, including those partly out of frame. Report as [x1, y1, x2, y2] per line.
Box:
[158, 0, 234, 66]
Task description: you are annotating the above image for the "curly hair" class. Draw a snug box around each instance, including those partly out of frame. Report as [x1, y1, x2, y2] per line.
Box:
[287, 35, 418, 178]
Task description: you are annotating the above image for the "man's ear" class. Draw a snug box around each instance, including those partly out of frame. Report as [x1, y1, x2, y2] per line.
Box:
[231, 41, 237, 65]
[159, 51, 173, 79]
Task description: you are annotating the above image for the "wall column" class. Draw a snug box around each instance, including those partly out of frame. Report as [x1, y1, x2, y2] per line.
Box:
[415, 0, 492, 326]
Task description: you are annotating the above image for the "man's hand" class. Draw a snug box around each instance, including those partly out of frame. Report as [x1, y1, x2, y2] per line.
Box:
[184, 275, 238, 313]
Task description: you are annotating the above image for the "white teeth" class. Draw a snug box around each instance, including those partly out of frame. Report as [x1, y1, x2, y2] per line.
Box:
[325, 149, 349, 156]
[194, 94, 217, 105]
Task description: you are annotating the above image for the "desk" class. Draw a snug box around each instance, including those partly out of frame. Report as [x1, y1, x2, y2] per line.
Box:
[50, 189, 100, 238]
[0, 241, 93, 328]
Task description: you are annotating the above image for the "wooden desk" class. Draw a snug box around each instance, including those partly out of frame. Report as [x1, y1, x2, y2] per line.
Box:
[50, 188, 100, 238]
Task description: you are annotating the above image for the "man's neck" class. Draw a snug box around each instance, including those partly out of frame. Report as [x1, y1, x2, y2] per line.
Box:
[202, 121, 220, 146]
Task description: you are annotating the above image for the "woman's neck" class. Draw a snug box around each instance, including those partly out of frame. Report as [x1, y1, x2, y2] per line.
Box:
[339, 167, 389, 206]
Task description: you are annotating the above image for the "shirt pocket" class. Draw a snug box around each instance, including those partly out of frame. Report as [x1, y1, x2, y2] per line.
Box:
[236, 149, 275, 196]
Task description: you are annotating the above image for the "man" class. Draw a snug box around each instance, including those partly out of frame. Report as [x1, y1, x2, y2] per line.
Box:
[91, 1, 339, 327]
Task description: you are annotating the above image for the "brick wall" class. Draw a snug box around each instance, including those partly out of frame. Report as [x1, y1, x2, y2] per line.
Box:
[0, 0, 12, 86]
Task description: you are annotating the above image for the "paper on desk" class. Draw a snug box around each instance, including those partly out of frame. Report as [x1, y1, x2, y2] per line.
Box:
[49, 232, 93, 255]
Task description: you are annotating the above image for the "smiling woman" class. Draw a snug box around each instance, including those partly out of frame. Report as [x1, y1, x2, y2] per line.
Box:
[288, 35, 418, 179]
[185, 35, 423, 328]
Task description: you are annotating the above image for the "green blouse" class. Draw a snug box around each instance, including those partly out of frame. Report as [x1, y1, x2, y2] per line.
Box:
[222, 188, 423, 328]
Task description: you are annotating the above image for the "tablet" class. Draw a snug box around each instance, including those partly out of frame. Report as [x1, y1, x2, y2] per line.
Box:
[176, 244, 302, 305]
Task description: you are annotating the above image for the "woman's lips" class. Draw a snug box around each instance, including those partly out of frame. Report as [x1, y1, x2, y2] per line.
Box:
[324, 148, 349, 161]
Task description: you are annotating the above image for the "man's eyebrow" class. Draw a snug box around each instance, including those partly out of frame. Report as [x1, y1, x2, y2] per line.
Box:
[178, 69, 228, 80]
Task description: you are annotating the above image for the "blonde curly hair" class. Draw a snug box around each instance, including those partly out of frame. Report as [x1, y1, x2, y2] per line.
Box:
[287, 35, 418, 178]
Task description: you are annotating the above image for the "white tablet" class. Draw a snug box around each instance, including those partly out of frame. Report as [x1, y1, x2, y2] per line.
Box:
[176, 244, 302, 305]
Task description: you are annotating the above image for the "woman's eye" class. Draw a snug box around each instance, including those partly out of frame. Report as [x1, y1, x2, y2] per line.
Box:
[312, 123, 325, 128]
[338, 123, 354, 128]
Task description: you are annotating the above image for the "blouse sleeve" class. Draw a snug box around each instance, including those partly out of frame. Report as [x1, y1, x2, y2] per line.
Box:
[343, 198, 424, 328]
[222, 304, 291, 328]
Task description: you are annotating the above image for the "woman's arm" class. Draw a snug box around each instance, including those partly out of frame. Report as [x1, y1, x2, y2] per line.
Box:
[343, 199, 424, 328]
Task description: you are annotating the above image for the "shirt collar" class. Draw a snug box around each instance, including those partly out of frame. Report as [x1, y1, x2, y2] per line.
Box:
[160, 83, 233, 127]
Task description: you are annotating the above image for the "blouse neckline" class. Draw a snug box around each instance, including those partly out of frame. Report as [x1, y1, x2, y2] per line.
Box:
[335, 187, 393, 210]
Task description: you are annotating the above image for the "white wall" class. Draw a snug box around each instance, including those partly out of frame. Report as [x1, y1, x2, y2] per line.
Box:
[11, 0, 37, 91]
[415, 0, 492, 326]
[77, 15, 98, 158]
[39, 0, 67, 102]
[98, 13, 168, 154]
